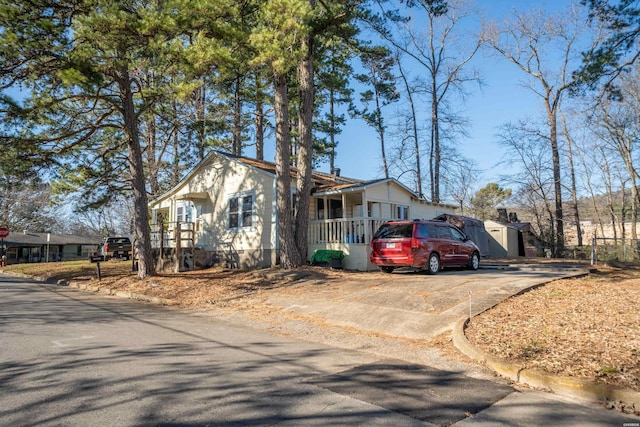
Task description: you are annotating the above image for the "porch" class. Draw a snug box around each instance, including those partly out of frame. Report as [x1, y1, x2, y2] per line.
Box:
[150, 221, 197, 272]
[149, 217, 389, 271]
[308, 217, 387, 271]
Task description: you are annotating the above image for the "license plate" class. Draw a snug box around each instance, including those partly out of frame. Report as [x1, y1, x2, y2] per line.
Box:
[386, 242, 396, 249]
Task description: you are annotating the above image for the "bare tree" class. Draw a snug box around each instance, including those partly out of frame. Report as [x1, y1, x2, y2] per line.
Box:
[350, 47, 399, 179]
[597, 145, 621, 239]
[497, 121, 556, 250]
[486, 2, 603, 256]
[372, 0, 483, 203]
[586, 67, 640, 242]
[559, 111, 583, 246]
[394, 49, 424, 196]
[576, 145, 606, 238]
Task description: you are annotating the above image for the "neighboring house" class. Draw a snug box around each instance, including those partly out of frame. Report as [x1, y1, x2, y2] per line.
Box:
[1, 231, 101, 265]
[148, 151, 456, 271]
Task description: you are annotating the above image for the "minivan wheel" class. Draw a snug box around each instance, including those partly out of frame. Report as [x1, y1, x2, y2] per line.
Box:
[380, 266, 395, 274]
[468, 252, 480, 270]
[426, 253, 440, 275]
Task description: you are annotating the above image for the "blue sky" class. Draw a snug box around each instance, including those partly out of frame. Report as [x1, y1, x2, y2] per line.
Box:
[298, 0, 574, 194]
[5, 0, 575, 199]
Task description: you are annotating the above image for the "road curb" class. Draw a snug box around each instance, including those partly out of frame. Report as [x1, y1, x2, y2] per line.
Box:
[452, 317, 640, 413]
[479, 263, 595, 273]
[1, 270, 55, 283]
[63, 280, 176, 305]
[0, 272, 176, 306]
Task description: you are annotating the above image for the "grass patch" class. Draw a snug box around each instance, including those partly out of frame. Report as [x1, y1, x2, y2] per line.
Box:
[5, 260, 133, 281]
[599, 365, 620, 375]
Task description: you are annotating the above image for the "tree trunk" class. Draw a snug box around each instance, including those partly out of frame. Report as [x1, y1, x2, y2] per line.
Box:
[600, 148, 618, 239]
[547, 102, 564, 256]
[373, 80, 389, 179]
[561, 114, 582, 246]
[195, 82, 206, 161]
[431, 79, 440, 203]
[397, 55, 423, 197]
[295, 34, 314, 264]
[581, 151, 606, 238]
[254, 74, 265, 161]
[146, 115, 160, 198]
[273, 73, 298, 269]
[171, 100, 181, 187]
[623, 154, 638, 240]
[233, 76, 242, 156]
[619, 175, 627, 238]
[329, 86, 336, 171]
[118, 66, 155, 279]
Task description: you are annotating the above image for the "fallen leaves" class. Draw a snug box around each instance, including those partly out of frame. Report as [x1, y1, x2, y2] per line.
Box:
[465, 265, 640, 392]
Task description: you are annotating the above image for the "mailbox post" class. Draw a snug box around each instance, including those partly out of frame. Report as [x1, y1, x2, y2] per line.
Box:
[89, 254, 105, 280]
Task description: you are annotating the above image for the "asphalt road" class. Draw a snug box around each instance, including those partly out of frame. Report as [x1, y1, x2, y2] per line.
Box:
[2, 274, 639, 426]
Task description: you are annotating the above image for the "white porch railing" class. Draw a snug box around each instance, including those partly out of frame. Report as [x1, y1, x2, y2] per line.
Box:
[150, 222, 195, 249]
[308, 217, 388, 245]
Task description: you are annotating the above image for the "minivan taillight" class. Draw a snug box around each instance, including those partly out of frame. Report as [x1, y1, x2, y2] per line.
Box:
[411, 237, 419, 252]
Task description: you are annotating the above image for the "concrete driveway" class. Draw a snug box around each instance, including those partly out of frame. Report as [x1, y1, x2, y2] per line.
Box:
[256, 265, 588, 341]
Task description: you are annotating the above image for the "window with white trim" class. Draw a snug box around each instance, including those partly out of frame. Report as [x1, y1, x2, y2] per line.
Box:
[176, 202, 193, 223]
[228, 192, 255, 230]
[396, 205, 409, 220]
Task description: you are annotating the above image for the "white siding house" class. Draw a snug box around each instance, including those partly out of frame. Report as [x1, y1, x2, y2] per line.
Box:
[148, 151, 456, 271]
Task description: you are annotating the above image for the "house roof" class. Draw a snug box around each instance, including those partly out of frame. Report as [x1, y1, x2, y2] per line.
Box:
[221, 152, 365, 191]
[2, 231, 102, 247]
[150, 150, 451, 207]
[150, 150, 365, 205]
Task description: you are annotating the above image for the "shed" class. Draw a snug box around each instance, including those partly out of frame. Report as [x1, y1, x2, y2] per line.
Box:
[484, 220, 523, 258]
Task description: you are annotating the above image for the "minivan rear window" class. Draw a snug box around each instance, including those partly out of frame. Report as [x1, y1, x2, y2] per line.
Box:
[373, 223, 413, 239]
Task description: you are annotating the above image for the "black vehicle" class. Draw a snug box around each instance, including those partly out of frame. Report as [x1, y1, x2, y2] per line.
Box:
[102, 237, 132, 260]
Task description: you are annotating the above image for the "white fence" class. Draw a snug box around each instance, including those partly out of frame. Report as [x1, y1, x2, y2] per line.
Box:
[150, 222, 195, 249]
[308, 218, 387, 245]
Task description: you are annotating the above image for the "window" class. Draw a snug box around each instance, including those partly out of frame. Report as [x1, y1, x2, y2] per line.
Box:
[449, 226, 466, 241]
[396, 205, 409, 220]
[228, 192, 255, 230]
[415, 223, 430, 239]
[317, 199, 325, 219]
[177, 202, 194, 223]
[373, 223, 413, 239]
[435, 225, 452, 239]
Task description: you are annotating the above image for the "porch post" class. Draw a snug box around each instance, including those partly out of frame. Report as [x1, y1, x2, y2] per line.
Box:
[342, 193, 349, 243]
[341, 193, 347, 217]
[361, 192, 369, 243]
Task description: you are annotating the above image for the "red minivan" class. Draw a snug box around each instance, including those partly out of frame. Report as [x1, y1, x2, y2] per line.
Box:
[369, 220, 480, 274]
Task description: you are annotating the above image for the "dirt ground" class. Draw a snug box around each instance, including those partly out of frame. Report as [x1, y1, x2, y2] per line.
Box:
[465, 266, 640, 394]
[15, 260, 640, 398]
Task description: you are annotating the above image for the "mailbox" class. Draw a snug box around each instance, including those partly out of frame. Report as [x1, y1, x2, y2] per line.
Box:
[90, 255, 105, 263]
